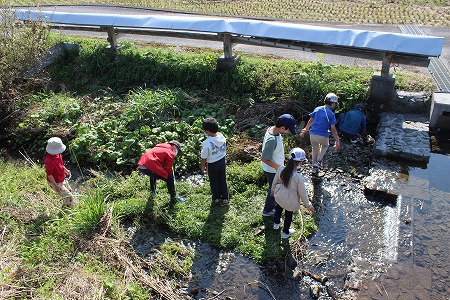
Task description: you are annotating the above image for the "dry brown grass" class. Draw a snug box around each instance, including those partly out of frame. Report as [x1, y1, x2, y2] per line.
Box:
[78, 208, 184, 300]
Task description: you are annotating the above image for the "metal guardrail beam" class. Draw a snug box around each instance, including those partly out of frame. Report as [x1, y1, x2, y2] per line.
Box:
[233, 35, 430, 67]
[49, 24, 432, 68]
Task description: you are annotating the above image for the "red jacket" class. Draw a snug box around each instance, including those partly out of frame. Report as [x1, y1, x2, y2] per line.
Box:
[44, 153, 65, 183]
[138, 143, 175, 179]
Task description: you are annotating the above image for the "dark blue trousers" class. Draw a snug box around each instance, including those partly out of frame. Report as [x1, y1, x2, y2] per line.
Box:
[207, 157, 228, 200]
[274, 204, 293, 234]
[263, 171, 276, 213]
[139, 168, 176, 199]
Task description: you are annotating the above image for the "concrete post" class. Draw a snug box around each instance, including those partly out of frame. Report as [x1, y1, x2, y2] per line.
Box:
[368, 52, 396, 113]
[430, 92, 450, 130]
[368, 73, 396, 113]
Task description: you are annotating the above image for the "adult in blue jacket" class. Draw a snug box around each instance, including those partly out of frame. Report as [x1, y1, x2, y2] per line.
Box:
[338, 103, 367, 140]
[300, 93, 341, 174]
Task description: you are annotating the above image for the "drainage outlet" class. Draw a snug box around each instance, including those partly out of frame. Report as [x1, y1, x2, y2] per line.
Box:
[364, 188, 398, 205]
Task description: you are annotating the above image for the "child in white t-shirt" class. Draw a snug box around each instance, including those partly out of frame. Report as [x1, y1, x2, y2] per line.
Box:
[200, 118, 229, 206]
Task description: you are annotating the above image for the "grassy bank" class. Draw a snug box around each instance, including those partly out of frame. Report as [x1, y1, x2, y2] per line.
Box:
[9, 0, 450, 26]
[5, 35, 434, 171]
[0, 155, 315, 298]
[0, 160, 148, 299]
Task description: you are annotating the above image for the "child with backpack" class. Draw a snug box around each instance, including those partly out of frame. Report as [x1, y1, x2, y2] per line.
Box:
[272, 147, 315, 238]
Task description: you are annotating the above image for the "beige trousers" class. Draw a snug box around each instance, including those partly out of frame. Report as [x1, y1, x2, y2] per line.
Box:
[310, 134, 329, 164]
[49, 181, 74, 207]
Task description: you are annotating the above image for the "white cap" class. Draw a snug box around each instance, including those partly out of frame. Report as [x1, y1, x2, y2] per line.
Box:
[46, 137, 66, 155]
[324, 93, 339, 103]
[289, 148, 306, 162]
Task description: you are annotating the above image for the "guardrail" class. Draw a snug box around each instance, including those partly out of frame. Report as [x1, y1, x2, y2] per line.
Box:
[15, 10, 445, 73]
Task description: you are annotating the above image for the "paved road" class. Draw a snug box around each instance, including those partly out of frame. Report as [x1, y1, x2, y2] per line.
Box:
[19, 5, 450, 76]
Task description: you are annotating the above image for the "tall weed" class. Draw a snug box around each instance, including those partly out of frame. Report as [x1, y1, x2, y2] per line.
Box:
[0, 5, 50, 92]
[69, 191, 108, 235]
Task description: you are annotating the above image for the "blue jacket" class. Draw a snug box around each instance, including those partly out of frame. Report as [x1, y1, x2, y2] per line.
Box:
[339, 109, 366, 136]
[309, 106, 337, 138]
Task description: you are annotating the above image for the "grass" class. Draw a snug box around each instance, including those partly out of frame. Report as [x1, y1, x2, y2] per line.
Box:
[7, 0, 450, 26]
[89, 160, 317, 263]
[5, 35, 435, 173]
[0, 158, 194, 298]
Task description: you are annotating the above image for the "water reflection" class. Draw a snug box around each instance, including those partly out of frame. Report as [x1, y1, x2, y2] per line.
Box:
[357, 153, 450, 299]
[381, 198, 401, 261]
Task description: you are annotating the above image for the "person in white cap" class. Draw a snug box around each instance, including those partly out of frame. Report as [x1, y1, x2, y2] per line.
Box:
[271, 148, 315, 239]
[300, 93, 341, 175]
[44, 137, 74, 207]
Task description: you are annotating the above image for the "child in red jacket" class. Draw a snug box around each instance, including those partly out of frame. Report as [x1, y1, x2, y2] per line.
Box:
[44, 137, 74, 207]
[138, 140, 185, 203]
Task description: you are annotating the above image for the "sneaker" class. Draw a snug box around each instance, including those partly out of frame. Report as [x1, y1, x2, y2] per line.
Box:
[212, 199, 221, 205]
[281, 228, 295, 239]
[273, 223, 280, 230]
[221, 199, 229, 206]
[313, 161, 322, 169]
[262, 209, 275, 217]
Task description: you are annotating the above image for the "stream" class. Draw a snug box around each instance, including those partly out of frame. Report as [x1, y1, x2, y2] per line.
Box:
[128, 150, 450, 299]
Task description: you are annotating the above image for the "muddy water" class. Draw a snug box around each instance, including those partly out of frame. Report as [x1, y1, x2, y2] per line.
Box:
[129, 153, 450, 299]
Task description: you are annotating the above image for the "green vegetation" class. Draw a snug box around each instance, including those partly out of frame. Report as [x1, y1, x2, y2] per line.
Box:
[90, 159, 317, 262]
[7, 0, 450, 26]
[0, 159, 147, 298]
[5, 36, 434, 172]
[0, 155, 315, 298]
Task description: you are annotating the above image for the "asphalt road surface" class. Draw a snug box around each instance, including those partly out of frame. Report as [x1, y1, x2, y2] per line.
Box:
[17, 5, 450, 76]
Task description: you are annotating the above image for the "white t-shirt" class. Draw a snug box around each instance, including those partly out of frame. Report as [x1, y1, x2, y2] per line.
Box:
[201, 133, 226, 163]
[261, 128, 284, 173]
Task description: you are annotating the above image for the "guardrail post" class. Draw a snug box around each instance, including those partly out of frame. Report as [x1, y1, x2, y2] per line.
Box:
[104, 26, 122, 54]
[223, 33, 233, 58]
[106, 27, 118, 49]
[217, 33, 240, 69]
[381, 53, 393, 77]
